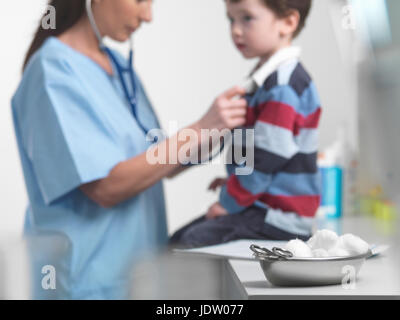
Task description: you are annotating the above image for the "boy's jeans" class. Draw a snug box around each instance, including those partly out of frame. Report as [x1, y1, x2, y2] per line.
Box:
[169, 206, 310, 249]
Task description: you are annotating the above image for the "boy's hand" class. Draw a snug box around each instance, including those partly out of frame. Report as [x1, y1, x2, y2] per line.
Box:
[206, 202, 228, 220]
[208, 178, 228, 191]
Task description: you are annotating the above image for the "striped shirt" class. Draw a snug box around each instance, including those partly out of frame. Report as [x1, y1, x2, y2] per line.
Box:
[219, 47, 322, 236]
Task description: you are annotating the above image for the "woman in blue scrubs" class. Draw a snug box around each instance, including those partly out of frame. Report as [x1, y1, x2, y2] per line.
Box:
[12, 0, 247, 299]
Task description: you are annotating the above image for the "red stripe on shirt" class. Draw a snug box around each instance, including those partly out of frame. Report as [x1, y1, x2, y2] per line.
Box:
[257, 101, 297, 132]
[227, 175, 320, 217]
[249, 101, 321, 136]
[226, 175, 259, 207]
[245, 107, 258, 127]
[259, 193, 320, 217]
[293, 108, 322, 136]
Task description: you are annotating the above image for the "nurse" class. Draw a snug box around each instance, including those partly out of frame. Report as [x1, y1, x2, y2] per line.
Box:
[12, 0, 247, 299]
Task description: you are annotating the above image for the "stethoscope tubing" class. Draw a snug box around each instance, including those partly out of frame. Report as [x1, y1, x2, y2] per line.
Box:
[85, 0, 228, 160]
[86, 0, 151, 137]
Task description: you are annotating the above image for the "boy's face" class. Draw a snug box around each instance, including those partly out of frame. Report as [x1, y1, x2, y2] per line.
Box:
[226, 0, 285, 60]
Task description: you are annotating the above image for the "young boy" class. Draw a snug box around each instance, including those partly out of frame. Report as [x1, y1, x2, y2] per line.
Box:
[170, 0, 321, 248]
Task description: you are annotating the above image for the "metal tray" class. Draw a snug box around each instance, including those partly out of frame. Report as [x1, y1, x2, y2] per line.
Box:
[250, 244, 373, 287]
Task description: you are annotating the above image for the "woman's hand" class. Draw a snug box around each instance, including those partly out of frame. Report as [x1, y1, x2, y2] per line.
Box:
[208, 177, 228, 192]
[80, 86, 247, 209]
[197, 86, 247, 131]
[206, 202, 228, 220]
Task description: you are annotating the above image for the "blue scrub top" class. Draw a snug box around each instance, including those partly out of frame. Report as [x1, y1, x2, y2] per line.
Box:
[11, 37, 168, 299]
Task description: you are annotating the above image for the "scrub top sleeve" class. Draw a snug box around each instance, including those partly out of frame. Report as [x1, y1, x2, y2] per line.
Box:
[25, 58, 126, 205]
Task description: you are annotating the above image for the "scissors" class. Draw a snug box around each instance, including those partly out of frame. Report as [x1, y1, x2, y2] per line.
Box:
[250, 244, 294, 260]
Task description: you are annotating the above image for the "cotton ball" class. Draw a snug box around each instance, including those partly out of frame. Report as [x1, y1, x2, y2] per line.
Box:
[307, 229, 339, 251]
[339, 234, 369, 255]
[327, 245, 350, 257]
[306, 234, 317, 248]
[285, 239, 313, 258]
[312, 249, 329, 258]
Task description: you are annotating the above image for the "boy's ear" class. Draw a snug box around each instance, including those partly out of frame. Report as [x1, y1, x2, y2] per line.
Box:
[279, 10, 300, 39]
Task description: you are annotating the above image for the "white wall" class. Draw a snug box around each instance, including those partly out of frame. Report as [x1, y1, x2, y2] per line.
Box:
[0, 0, 357, 236]
[0, 1, 47, 235]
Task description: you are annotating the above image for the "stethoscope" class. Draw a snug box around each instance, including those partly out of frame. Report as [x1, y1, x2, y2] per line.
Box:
[86, 0, 229, 162]
[86, 0, 154, 140]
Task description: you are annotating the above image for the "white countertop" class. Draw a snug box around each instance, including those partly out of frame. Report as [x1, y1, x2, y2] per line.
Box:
[227, 250, 400, 299]
[224, 217, 400, 299]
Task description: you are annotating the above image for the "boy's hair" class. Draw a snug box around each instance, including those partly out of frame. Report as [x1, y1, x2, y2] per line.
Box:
[229, 0, 312, 38]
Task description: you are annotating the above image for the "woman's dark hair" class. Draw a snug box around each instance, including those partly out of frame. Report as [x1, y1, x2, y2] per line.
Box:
[23, 0, 86, 71]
